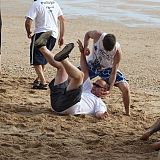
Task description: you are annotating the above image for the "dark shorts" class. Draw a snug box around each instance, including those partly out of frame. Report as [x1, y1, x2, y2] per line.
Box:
[30, 32, 56, 65]
[49, 79, 82, 112]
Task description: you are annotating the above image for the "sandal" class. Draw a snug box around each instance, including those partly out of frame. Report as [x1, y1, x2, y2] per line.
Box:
[32, 79, 40, 88]
[33, 79, 40, 85]
[32, 83, 48, 90]
[35, 31, 52, 48]
[54, 43, 74, 61]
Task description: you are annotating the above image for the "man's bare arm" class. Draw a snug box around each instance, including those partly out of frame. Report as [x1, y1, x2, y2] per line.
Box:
[83, 30, 101, 55]
[58, 15, 64, 47]
[96, 111, 108, 119]
[77, 39, 89, 81]
[108, 48, 122, 91]
[25, 17, 33, 38]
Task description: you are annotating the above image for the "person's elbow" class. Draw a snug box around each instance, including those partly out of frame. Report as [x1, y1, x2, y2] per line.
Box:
[58, 15, 64, 22]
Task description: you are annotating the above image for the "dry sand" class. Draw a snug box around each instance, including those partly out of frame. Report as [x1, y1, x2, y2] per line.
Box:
[0, 0, 160, 160]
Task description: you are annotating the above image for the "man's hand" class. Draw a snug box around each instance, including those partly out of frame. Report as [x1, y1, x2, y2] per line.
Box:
[27, 31, 32, 39]
[77, 39, 84, 53]
[84, 48, 90, 56]
[77, 39, 90, 55]
[96, 111, 108, 119]
[58, 37, 64, 48]
[102, 90, 110, 97]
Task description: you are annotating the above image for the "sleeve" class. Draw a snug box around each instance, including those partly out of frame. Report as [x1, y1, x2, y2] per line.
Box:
[82, 77, 92, 92]
[56, 2, 63, 17]
[94, 99, 107, 113]
[25, 3, 37, 20]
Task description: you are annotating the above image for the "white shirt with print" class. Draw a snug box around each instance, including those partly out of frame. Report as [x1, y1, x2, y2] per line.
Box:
[26, 0, 63, 38]
[61, 78, 107, 115]
[87, 33, 121, 71]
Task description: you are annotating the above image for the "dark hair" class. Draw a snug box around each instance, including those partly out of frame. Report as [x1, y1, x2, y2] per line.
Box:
[103, 34, 116, 51]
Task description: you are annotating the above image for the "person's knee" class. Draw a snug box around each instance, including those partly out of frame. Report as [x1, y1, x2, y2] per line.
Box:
[80, 72, 84, 81]
[123, 85, 130, 95]
[39, 47, 46, 52]
[118, 82, 130, 95]
[57, 66, 66, 74]
[34, 65, 41, 70]
[75, 71, 84, 82]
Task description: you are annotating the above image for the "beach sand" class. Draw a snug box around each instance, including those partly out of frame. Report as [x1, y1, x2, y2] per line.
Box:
[0, 0, 160, 160]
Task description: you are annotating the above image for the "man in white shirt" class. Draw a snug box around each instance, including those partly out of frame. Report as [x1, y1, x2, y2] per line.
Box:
[33, 31, 108, 119]
[25, 0, 64, 90]
[83, 30, 130, 116]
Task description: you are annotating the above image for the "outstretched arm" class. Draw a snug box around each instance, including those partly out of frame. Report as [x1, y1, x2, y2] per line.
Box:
[108, 48, 121, 92]
[77, 39, 89, 81]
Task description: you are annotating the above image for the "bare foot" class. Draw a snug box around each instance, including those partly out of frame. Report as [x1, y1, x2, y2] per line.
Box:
[140, 130, 151, 141]
[150, 141, 160, 151]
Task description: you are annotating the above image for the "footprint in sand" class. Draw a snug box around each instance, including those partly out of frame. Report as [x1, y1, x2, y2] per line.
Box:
[0, 88, 7, 93]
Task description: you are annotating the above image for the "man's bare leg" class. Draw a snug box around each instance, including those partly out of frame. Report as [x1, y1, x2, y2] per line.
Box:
[140, 119, 160, 140]
[39, 46, 84, 90]
[34, 65, 46, 85]
[117, 82, 130, 116]
[60, 59, 84, 90]
[35, 32, 83, 89]
[150, 141, 160, 151]
[39, 47, 68, 85]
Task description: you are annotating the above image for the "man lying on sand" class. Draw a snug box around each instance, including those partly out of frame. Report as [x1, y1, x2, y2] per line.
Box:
[140, 118, 160, 150]
[34, 31, 109, 119]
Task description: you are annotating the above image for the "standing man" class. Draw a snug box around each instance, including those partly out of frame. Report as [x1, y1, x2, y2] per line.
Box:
[83, 30, 130, 116]
[25, 0, 64, 89]
[0, 11, 2, 74]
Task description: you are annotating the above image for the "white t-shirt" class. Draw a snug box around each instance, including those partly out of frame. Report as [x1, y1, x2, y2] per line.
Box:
[61, 78, 107, 116]
[87, 33, 121, 70]
[26, 0, 63, 38]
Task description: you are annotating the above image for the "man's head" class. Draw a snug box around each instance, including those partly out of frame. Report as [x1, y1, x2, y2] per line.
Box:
[91, 79, 109, 98]
[103, 34, 116, 51]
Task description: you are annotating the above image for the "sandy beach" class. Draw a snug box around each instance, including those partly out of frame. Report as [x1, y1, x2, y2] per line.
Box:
[0, 0, 160, 160]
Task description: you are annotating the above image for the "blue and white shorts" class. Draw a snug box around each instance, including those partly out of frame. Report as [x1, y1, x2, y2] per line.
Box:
[88, 65, 128, 84]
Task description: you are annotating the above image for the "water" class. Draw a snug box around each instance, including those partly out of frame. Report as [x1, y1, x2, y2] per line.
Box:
[56, 0, 160, 28]
[20, 0, 160, 28]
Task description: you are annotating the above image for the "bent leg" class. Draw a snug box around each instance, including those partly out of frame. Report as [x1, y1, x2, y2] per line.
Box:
[140, 119, 160, 140]
[61, 59, 84, 91]
[116, 82, 130, 116]
[149, 118, 160, 133]
[35, 32, 81, 86]
[39, 47, 68, 85]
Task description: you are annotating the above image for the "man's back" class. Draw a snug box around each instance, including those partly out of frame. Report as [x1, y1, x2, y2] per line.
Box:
[87, 32, 121, 70]
[26, 0, 63, 38]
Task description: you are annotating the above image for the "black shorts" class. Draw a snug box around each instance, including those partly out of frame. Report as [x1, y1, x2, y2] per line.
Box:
[30, 32, 56, 65]
[49, 79, 82, 112]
